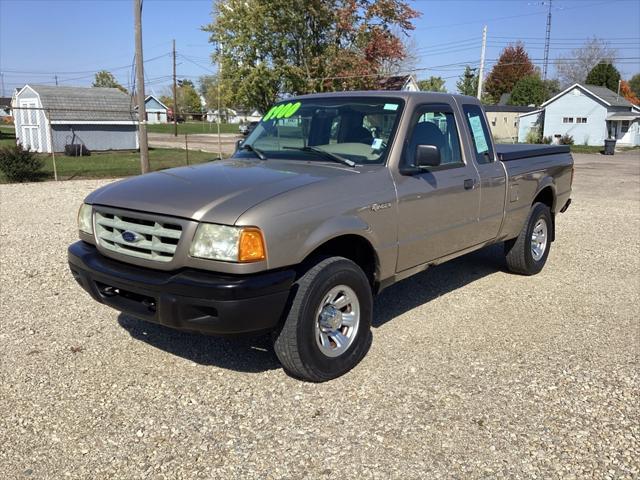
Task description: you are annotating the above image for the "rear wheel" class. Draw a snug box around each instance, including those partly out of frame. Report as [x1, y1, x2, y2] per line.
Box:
[505, 202, 553, 275]
[273, 256, 372, 382]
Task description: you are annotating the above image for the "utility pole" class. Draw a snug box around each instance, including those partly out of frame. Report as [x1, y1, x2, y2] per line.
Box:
[542, 0, 552, 80]
[172, 39, 178, 137]
[477, 25, 487, 100]
[217, 43, 222, 160]
[133, 0, 150, 174]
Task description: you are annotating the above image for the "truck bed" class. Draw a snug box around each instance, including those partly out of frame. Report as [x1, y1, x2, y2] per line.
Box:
[496, 144, 570, 162]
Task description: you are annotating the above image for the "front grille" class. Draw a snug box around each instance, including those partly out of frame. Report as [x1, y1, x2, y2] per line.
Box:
[94, 210, 183, 263]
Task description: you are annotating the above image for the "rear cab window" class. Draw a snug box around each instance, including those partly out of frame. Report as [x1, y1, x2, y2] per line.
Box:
[462, 104, 495, 164]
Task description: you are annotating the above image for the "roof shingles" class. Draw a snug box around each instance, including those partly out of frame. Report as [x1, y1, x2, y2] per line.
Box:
[27, 85, 136, 122]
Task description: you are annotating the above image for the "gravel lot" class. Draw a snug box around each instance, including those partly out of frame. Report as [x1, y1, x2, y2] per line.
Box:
[1, 152, 638, 479]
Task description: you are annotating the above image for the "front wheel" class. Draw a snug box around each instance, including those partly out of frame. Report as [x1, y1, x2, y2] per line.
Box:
[273, 257, 373, 382]
[504, 202, 553, 275]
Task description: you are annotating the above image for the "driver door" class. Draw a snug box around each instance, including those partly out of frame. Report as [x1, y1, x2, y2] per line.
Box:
[395, 103, 481, 271]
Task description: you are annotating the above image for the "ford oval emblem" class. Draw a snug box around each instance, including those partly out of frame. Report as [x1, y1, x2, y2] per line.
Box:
[121, 230, 141, 243]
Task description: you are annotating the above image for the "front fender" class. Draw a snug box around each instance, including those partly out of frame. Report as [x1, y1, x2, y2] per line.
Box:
[299, 214, 375, 261]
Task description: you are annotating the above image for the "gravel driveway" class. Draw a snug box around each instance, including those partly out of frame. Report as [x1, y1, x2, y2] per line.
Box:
[1, 152, 638, 479]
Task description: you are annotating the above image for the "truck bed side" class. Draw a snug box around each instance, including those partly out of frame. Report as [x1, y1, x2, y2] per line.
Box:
[496, 145, 573, 241]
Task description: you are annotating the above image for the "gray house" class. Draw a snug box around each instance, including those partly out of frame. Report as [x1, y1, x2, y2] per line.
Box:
[518, 83, 640, 146]
[12, 85, 138, 153]
[143, 95, 168, 124]
[0, 97, 12, 118]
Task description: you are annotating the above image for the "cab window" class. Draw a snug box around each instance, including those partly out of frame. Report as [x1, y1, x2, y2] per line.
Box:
[406, 109, 463, 168]
[462, 104, 495, 164]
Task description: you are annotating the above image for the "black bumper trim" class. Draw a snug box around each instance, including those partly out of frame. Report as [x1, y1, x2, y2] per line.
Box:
[68, 241, 295, 335]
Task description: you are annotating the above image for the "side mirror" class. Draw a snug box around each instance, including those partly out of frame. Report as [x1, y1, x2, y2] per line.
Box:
[235, 139, 244, 152]
[415, 144, 441, 167]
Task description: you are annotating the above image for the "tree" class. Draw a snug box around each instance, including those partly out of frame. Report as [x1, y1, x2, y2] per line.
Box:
[509, 75, 547, 106]
[555, 38, 617, 87]
[160, 79, 202, 114]
[92, 70, 128, 93]
[418, 76, 446, 93]
[202, 0, 420, 112]
[585, 62, 621, 91]
[199, 75, 233, 113]
[619, 80, 640, 106]
[456, 66, 478, 96]
[626, 74, 640, 98]
[484, 43, 535, 103]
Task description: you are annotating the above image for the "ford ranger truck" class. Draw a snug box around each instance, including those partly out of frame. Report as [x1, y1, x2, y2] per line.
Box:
[68, 92, 573, 382]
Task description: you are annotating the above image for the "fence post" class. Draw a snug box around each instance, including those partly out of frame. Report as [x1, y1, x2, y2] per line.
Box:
[46, 109, 58, 181]
[185, 133, 189, 165]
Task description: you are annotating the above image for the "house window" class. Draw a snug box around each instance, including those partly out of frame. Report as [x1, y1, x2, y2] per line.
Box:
[576, 117, 587, 124]
[503, 117, 507, 124]
[491, 117, 496, 126]
[563, 117, 574, 123]
[621, 120, 630, 133]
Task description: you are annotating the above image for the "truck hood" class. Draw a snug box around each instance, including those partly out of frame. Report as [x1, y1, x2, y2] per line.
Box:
[85, 158, 356, 225]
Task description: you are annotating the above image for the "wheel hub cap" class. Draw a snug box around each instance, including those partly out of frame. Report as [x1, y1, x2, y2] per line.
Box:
[319, 305, 343, 331]
[531, 218, 548, 261]
[315, 285, 360, 358]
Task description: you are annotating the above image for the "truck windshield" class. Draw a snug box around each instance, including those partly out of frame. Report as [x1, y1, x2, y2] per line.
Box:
[241, 97, 404, 165]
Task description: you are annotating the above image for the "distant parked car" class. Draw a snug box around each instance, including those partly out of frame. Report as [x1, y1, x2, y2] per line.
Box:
[239, 121, 259, 136]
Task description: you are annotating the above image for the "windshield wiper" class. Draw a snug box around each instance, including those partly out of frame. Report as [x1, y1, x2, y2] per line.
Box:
[240, 144, 267, 160]
[283, 146, 356, 167]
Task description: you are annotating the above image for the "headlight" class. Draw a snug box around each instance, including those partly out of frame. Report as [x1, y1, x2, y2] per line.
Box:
[77, 203, 93, 235]
[189, 224, 266, 262]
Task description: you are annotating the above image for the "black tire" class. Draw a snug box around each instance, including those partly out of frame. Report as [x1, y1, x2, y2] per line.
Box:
[273, 256, 373, 382]
[504, 202, 553, 275]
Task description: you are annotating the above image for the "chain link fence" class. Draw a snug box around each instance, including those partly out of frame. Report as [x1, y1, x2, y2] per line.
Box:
[3, 105, 243, 181]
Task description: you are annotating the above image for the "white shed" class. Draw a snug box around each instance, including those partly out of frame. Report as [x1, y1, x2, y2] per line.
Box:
[12, 84, 138, 153]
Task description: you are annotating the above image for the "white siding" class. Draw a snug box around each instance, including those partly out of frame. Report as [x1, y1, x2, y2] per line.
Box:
[518, 111, 542, 143]
[543, 87, 608, 146]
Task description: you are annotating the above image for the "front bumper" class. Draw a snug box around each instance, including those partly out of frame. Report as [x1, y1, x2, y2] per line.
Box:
[68, 241, 295, 335]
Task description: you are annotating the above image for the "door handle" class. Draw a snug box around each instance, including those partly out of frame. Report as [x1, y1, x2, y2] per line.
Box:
[464, 179, 475, 190]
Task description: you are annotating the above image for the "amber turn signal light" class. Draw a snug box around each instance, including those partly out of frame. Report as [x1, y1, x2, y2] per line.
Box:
[238, 228, 266, 262]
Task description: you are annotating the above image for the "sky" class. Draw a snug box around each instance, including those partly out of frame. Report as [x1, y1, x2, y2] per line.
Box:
[1, 0, 639, 98]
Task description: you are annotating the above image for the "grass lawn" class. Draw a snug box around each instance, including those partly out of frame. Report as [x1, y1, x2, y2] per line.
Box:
[0, 125, 222, 182]
[569, 145, 604, 154]
[0, 147, 219, 183]
[0, 125, 16, 148]
[40, 148, 218, 180]
[146, 122, 240, 135]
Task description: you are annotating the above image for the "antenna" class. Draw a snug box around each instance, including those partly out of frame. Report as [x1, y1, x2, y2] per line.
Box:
[528, 0, 563, 80]
[543, 0, 552, 80]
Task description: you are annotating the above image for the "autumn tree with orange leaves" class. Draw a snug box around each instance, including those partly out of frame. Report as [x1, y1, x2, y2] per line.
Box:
[619, 80, 640, 106]
[203, 0, 419, 112]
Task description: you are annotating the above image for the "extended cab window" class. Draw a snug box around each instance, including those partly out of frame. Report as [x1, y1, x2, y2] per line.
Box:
[462, 104, 494, 164]
[406, 109, 463, 167]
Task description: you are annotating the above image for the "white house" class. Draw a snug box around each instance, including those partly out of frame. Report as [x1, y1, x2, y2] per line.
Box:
[517, 109, 544, 143]
[378, 74, 420, 92]
[143, 95, 168, 124]
[518, 83, 640, 146]
[12, 85, 138, 153]
[206, 108, 262, 124]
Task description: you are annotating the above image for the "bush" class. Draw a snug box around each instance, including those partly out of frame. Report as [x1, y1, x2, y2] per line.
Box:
[525, 128, 542, 144]
[0, 144, 45, 182]
[559, 134, 574, 145]
[542, 136, 553, 144]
